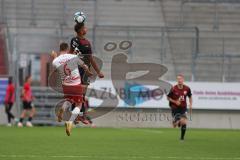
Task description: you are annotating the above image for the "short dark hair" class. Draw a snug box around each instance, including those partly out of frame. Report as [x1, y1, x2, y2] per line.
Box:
[8, 76, 12, 84]
[177, 74, 184, 78]
[59, 42, 69, 52]
[25, 75, 31, 82]
[74, 23, 85, 33]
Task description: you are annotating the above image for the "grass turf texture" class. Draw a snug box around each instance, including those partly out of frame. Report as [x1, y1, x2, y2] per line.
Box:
[0, 127, 239, 160]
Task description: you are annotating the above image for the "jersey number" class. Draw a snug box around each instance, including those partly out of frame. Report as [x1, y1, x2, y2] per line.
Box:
[179, 95, 185, 101]
[63, 64, 71, 76]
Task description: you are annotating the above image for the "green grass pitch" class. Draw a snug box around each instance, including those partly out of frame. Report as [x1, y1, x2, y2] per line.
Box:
[0, 126, 239, 160]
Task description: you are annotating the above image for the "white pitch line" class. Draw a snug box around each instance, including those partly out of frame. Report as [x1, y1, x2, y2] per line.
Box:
[117, 128, 164, 134]
[0, 155, 240, 160]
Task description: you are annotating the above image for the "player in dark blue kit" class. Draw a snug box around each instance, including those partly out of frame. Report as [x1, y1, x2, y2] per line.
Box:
[167, 74, 192, 140]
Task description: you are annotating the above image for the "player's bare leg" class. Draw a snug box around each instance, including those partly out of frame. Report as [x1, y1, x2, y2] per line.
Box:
[26, 107, 36, 127]
[29, 107, 35, 118]
[57, 100, 71, 122]
[65, 102, 82, 136]
[172, 120, 180, 128]
[172, 114, 180, 128]
[57, 107, 64, 122]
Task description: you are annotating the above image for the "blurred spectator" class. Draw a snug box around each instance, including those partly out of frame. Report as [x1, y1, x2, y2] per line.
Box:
[4, 77, 15, 126]
[18, 75, 35, 127]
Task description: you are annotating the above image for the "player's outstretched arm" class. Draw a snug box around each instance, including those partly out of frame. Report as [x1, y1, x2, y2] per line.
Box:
[89, 55, 104, 78]
[76, 57, 93, 76]
[189, 96, 193, 119]
[81, 63, 93, 77]
[50, 50, 58, 59]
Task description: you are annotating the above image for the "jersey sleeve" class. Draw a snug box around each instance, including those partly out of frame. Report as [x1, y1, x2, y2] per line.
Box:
[88, 43, 93, 55]
[70, 37, 79, 53]
[167, 87, 174, 98]
[52, 61, 57, 68]
[187, 87, 192, 97]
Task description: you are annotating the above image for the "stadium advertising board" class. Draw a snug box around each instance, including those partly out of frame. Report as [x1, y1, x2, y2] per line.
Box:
[87, 80, 240, 110]
[0, 78, 8, 104]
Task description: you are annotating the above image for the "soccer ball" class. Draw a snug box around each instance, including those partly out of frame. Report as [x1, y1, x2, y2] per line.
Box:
[74, 11, 86, 24]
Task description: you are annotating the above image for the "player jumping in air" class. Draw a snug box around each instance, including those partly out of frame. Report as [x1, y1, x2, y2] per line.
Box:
[69, 22, 104, 125]
[51, 44, 93, 127]
[52, 42, 92, 136]
[70, 22, 104, 82]
[167, 74, 192, 141]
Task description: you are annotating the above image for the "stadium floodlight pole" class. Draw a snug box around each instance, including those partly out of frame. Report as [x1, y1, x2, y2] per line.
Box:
[1, 0, 5, 23]
[30, 0, 36, 26]
[180, 0, 184, 26]
[213, 0, 219, 31]
[92, 0, 98, 53]
[12, 34, 21, 116]
[222, 38, 226, 82]
[191, 26, 199, 81]
[61, 0, 67, 26]
[160, 29, 165, 64]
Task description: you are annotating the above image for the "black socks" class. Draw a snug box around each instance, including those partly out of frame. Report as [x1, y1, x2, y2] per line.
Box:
[28, 117, 32, 122]
[181, 124, 187, 140]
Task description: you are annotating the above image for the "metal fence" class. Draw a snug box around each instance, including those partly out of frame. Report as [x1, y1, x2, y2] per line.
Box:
[1, 0, 240, 125]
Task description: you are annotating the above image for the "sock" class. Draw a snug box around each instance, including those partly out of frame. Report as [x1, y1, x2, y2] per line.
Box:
[181, 124, 187, 140]
[69, 107, 80, 122]
[80, 103, 85, 112]
[28, 117, 32, 122]
[7, 115, 11, 123]
[19, 118, 24, 123]
[11, 114, 15, 119]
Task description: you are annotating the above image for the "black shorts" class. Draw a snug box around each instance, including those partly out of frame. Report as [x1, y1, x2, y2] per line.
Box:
[5, 102, 13, 107]
[22, 101, 33, 110]
[171, 107, 187, 123]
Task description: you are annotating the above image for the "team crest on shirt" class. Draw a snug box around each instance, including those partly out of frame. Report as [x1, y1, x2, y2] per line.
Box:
[184, 91, 187, 95]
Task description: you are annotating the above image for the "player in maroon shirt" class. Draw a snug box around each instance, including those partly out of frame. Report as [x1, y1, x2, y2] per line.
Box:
[69, 22, 104, 126]
[70, 22, 104, 83]
[167, 74, 192, 140]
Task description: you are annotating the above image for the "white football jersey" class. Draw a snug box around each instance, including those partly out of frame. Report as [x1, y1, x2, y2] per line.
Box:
[52, 53, 84, 86]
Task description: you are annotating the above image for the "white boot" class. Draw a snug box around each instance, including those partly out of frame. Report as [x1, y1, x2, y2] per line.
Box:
[26, 121, 33, 127]
[7, 123, 12, 127]
[17, 122, 23, 127]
